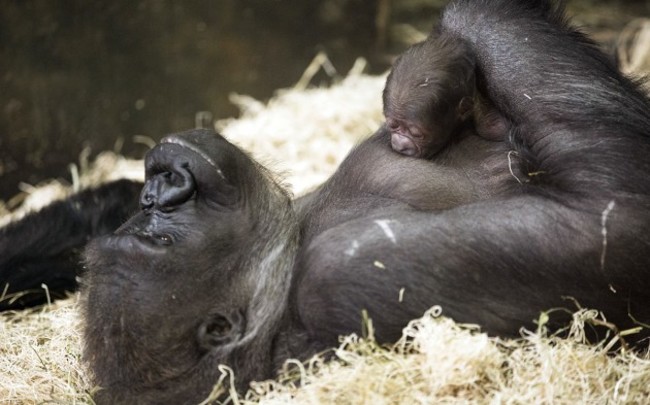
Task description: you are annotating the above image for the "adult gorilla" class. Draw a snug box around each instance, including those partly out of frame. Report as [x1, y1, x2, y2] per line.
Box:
[2, 0, 650, 403]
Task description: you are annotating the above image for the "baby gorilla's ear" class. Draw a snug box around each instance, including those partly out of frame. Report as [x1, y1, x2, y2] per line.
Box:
[197, 310, 246, 351]
[458, 96, 474, 120]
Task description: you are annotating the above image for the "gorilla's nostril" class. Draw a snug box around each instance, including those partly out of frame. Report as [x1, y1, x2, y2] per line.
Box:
[140, 162, 196, 211]
[140, 193, 155, 210]
[158, 165, 195, 209]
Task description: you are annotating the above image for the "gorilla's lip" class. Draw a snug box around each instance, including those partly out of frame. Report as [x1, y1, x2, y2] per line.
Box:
[134, 230, 173, 246]
[101, 232, 169, 255]
[105, 233, 168, 254]
[160, 135, 226, 180]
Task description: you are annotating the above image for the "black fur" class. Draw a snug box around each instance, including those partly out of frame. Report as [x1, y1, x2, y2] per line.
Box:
[0, 1, 648, 403]
[300, 0, 650, 344]
[0, 179, 141, 310]
[81, 132, 298, 403]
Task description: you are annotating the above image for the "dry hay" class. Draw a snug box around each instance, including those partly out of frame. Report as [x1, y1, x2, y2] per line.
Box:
[242, 308, 650, 404]
[2, 41, 650, 404]
[0, 299, 92, 404]
[217, 56, 385, 195]
[618, 19, 650, 77]
[2, 300, 649, 404]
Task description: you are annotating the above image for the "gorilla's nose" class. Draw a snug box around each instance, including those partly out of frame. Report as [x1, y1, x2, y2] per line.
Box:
[140, 161, 195, 211]
[391, 136, 417, 156]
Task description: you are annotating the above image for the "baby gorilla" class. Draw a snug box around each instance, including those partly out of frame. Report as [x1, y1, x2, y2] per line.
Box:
[383, 33, 509, 158]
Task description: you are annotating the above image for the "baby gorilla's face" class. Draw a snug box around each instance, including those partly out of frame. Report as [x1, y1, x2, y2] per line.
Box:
[386, 116, 429, 157]
[385, 102, 463, 159]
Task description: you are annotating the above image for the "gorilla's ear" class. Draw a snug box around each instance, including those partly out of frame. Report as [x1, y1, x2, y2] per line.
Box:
[197, 311, 245, 351]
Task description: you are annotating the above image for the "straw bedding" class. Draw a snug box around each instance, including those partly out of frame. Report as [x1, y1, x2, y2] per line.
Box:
[2, 22, 650, 404]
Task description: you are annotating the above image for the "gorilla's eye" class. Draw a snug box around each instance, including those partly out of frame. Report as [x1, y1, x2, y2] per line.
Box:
[156, 234, 173, 245]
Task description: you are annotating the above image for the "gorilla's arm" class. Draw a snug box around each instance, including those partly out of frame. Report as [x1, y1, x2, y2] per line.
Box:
[297, 0, 650, 345]
[0, 179, 141, 310]
[441, 0, 650, 197]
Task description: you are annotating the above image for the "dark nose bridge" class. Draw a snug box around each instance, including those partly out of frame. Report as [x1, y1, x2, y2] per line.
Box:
[140, 160, 195, 211]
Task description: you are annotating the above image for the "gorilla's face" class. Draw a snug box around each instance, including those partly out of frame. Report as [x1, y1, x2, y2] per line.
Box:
[81, 129, 296, 403]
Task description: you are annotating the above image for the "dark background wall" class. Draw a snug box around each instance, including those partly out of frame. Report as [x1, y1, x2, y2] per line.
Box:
[1, 0, 648, 200]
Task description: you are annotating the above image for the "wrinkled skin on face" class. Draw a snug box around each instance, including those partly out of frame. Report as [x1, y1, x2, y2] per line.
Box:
[82, 130, 298, 404]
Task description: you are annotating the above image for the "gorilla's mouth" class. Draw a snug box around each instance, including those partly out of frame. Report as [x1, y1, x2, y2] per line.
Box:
[96, 232, 169, 255]
[134, 230, 173, 246]
[109, 216, 175, 252]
